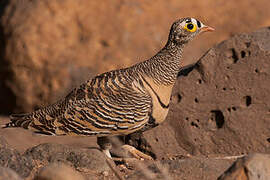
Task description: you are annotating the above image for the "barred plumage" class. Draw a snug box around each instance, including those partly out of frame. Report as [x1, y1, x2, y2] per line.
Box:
[4, 17, 214, 159]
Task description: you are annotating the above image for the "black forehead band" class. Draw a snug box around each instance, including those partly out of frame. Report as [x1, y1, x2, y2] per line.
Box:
[196, 20, 201, 28]
[185, 18, 201, 28]
[185, 18, 192, 23]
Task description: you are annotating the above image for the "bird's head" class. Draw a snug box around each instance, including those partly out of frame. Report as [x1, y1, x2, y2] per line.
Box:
[168, 17, 214, 45]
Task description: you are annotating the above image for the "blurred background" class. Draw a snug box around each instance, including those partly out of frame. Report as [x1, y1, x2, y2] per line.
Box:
[0, 0, 269, 114]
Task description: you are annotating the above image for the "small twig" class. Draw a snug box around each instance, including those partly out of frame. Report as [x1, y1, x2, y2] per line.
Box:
[106, 158, 125, 180]
[214, 154, 246, 160]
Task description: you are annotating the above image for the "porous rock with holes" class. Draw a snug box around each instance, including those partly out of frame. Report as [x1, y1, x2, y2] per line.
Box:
[144, 27, 270, 158]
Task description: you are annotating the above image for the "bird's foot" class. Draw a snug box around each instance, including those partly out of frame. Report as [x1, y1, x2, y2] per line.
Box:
[98, 136, 153, 163]
[120, 144, 153, 160]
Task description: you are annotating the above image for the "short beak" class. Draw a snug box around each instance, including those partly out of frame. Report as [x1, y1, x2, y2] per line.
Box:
[200, 26, 215, 33]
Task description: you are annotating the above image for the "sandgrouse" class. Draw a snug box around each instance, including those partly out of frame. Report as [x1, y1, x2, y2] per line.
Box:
[4, 17, 214, 159]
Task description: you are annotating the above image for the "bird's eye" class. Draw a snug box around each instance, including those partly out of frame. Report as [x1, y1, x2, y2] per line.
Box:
[187, 23, 194, 30]
[184, 23, 197, 32]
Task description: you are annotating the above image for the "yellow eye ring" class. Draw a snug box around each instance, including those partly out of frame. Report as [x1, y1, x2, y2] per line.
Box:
[184, 23, 197, 32]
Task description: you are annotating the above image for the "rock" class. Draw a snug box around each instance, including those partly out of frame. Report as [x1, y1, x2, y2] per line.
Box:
[34, 163, 85, 180]
[1, 0, 270, 114]
[0, 166, 22, 180]
[0, 143, 33, 178]
[0, 136, 8, 149]
[0, 137, 113, 179]
[127, 155, 235, 179]
[24, 143, 111, 173]
[144, 27, 270, 159]
[0, 0, 96, 114]
[218, 153, 270, 180]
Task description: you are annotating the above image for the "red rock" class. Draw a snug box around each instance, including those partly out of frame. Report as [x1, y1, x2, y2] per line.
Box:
[0, 138, 33, 178]
[24, 143, 111, 173]
[144, 27, 270, 159]
[34, 163, 85, 180]
[218, 153, 270, 180]
[127, 156, 235, 180]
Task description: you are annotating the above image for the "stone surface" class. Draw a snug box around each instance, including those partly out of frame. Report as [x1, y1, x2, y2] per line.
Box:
[0, 138, 33, 178]
[24, 143, 111, 174]
[0, 166, 22, 180]
[144, 27, 270, 159]
[0, 136, 8, 149]
[127, 155, 235, 180]
[218, 153, 270, 180]
[0, 132, 114, 179]
[0, 0, 270, 114]
[34, 163, 85, 180]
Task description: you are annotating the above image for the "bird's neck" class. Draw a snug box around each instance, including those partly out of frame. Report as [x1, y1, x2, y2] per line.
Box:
[139, 41, 185, 85]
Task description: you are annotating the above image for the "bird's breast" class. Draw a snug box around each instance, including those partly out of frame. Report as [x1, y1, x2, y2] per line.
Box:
[140, 76, 173, 124]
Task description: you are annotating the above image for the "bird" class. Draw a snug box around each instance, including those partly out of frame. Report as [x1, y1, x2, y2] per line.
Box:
[4, 17, 214, 160]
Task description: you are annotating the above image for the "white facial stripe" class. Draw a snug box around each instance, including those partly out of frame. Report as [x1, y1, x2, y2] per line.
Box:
[200, 22, 205, 28]
[191, 18, 197, 25]
[180, 18, 205, 29]
[192, 18, 205, 29]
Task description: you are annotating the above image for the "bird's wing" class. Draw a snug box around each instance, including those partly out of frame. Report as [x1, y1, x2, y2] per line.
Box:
[55, 70, 152, 136]
[7, 70, 152, 136]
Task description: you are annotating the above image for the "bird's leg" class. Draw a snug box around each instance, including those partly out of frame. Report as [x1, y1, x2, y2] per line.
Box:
[97, 136, 113, 158]
[97, 136, 153, 161]
[120, 144, 153, 160]
[122, 133, 154, 160]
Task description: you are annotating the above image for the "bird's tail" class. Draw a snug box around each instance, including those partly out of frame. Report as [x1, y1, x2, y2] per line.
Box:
[3, 113, 33, 129]
[3, 94, 70, 135]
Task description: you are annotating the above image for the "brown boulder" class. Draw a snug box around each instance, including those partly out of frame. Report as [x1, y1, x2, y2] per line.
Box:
[24, 143, 111, 173]
[1, 0, 270, 114]
[0, 131, 114, 179]
[144, 27, 270, 158]
[218, 153, 270, 180]
[0, 166, 22, 180]
[34, 163, 85, 180]
[0, 138, 33, 178]
[0, 0, 96, 114]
